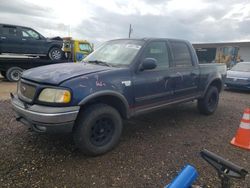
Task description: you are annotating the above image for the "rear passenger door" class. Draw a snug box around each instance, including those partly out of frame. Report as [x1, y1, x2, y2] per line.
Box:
[169, 41, 199, 99]
[0, 25, 23, 53]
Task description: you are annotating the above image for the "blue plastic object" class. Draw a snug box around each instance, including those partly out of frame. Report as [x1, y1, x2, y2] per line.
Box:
[165, 164, 198, 188]
[76, 53, 84, 61]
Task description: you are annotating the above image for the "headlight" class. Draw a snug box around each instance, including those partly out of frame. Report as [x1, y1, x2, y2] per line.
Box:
[38, 88, 71, 103]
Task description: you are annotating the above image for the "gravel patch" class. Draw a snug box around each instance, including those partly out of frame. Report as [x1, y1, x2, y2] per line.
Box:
[0, 90, 250, 187]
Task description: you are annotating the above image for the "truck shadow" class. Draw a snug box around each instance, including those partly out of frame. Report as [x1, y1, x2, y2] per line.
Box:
[25, 101, 212, 157]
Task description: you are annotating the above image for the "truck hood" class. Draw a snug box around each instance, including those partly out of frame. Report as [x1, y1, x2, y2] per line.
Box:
[47, 36, 63, 41]
[22, 63, 113, 85]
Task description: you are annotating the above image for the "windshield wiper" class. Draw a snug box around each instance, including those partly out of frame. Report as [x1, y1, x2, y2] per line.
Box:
[88, 60, 112, 67]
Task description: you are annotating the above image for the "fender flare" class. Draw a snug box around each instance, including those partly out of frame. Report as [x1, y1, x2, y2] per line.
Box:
[78, 90, 130, 118]
[202, 76, 223, 98]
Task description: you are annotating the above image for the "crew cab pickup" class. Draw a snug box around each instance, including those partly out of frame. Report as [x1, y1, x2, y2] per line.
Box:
[11, 38, 227, 156]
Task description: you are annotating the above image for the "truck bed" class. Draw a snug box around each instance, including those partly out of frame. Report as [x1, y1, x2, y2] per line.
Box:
[199, 62, 227, 94]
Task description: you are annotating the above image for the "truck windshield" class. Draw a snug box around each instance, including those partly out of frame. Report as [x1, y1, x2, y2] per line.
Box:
[83, 40, 144, 67]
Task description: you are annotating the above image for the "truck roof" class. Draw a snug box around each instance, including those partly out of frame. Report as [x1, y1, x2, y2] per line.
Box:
[109, 38, 190, 43]
[0, 23, 32, 29]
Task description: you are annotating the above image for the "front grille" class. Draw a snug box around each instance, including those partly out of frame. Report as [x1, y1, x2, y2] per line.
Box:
[18, 81, 36, 102]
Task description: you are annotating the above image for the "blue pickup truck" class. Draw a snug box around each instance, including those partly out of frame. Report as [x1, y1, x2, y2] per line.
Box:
[11, 38, 227, 155]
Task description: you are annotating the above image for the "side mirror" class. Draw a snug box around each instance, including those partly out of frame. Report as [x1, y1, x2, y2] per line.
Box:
[140, 58, 157, 71]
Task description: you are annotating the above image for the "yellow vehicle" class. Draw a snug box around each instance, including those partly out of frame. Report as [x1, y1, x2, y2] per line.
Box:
[215, 46, 241, 68]
[62, 37, 94, 62]
[195, 46, 241, 68]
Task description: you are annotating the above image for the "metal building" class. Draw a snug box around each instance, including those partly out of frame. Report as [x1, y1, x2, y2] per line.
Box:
[193, 41, 250, 63]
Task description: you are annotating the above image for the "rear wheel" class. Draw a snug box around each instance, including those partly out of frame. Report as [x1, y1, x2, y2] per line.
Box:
[6, 67, 23, 82]
[197, 86, 219, 115]
[48, 47, 63, 60]
[73, 104, 123, 156]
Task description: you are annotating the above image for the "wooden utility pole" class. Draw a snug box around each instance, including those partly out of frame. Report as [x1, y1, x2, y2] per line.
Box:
[128, 24, 133, 38]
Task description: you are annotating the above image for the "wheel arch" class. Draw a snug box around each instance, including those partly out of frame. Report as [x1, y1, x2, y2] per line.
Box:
[78, 91, 130, 119]
[203, 78, 223, 97]
[47, 45, 62, 54]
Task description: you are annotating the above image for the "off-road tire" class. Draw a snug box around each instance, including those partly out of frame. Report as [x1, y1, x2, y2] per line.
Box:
[197, 86, 219, 115]
[6, 67, 23, 82]
[73, 104, 123, 156]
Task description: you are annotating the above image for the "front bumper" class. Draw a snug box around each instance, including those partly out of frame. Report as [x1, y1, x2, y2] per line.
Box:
[225, 77, 250, 90]
[225, 82, 250, 90]
[11, 94, 80, 133]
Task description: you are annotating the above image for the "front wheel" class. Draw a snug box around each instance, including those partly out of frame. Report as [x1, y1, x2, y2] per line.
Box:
[6, 67, 23, 82]
[197, 86, 219, 115]
[73, 104, 123, 156]
[48, 47, 63, 60]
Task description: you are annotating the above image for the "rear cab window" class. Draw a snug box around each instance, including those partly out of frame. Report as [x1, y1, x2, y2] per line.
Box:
[170, 41, 193, 67]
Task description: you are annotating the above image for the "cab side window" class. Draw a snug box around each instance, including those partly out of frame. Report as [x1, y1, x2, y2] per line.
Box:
[142, 41, 170, 70]
[21, 28, 40, 39]
[170, 42, 193, 67]
[2, 26, 18, 37]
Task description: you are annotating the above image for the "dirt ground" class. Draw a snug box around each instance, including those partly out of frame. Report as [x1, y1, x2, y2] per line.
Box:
[0, 82, 250, 187]
[0, 77, 17, 100]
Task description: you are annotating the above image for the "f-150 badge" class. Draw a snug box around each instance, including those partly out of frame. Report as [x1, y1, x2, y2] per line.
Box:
[122, 81, 131, 86]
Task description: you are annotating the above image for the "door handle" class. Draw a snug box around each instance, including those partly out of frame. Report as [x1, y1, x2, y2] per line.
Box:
[0, 36, 6, 40]
[176, 72, 182, 76]
[22, 38, 27, 41]
[176, 72, 183, 81]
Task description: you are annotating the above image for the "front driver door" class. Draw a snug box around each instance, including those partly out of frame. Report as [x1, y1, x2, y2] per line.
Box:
[20, 27, 47, 54]
[132, 40, 175, 111]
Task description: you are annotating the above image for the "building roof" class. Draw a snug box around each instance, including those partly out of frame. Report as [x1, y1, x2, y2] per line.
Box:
[193, 41, 250, 48]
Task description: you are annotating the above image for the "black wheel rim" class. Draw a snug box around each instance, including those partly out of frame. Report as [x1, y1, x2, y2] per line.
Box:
[208, 92, 217, 109]
[90, 117, 115, 146]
